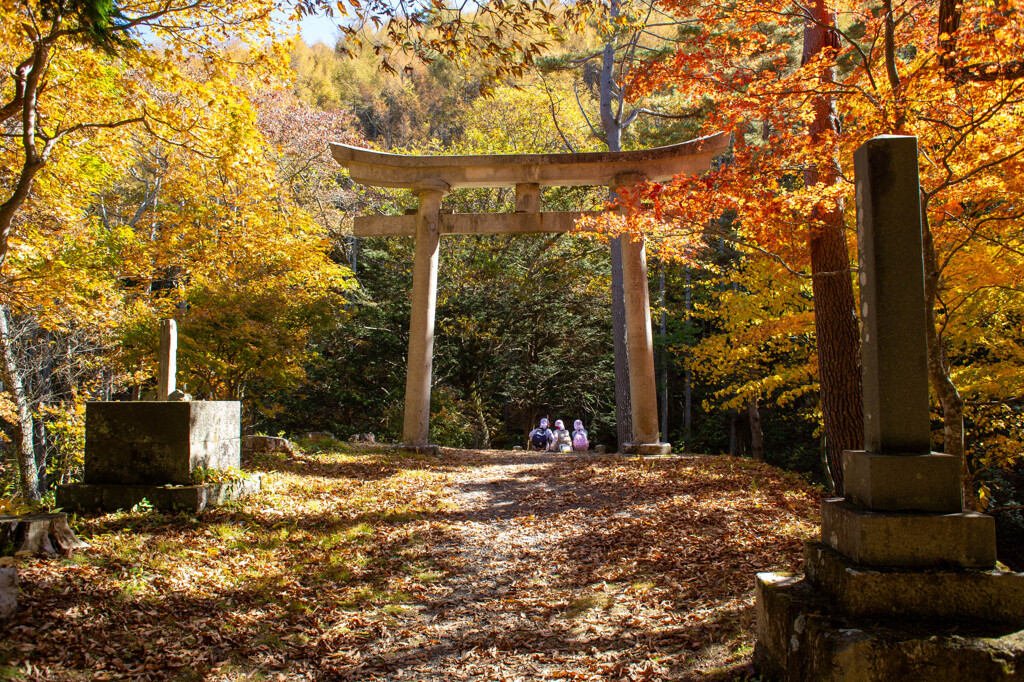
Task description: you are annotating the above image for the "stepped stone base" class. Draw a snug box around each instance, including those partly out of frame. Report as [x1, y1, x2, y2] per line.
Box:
[755, 570, 1024, 681]
[57, 476, 261, 513]
[821, 498, 996, 568]
[842, 450, 963, 513]
[805, 542, 1024, 625]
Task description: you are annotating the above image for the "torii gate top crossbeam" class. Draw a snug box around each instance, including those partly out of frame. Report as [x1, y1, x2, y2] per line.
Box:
[329, 133, 729, 189]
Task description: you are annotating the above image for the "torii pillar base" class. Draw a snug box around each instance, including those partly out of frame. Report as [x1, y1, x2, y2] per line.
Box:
[622, 442, 672, 456]
[397, 444, 439, 456]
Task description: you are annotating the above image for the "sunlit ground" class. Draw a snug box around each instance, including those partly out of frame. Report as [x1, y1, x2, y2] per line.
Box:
[0, 443, 820, 680]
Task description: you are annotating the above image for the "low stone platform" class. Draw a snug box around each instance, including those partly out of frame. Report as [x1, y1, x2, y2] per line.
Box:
[57, 476, 261, 513]
[756, 571, 1024, 681]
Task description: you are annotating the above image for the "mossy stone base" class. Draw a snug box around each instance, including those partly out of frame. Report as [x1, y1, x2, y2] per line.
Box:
[805, 542, 1024, 625]
[56, 477, 261, 514]
[755, 571, 1024, 681]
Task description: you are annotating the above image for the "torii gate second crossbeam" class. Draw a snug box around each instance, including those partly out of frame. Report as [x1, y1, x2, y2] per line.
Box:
[330, 133, 729, 454]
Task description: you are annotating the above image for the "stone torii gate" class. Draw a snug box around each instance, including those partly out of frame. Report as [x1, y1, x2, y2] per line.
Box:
[330, 133, 729, 454]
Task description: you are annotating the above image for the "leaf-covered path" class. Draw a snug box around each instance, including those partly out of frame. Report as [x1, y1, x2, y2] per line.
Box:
[1, 447, 820, 681]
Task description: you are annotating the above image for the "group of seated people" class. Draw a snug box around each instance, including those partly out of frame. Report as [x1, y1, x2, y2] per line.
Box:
[528, 418, 589, 452]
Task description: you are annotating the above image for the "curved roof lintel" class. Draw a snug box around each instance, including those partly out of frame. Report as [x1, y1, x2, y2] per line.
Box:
[329, 132, 730, 190]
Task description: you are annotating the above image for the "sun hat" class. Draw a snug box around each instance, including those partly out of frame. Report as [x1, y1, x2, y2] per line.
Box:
[573, 419, 583, 430]
[555, 420, 565, 429]
[540, 418, 549, 428]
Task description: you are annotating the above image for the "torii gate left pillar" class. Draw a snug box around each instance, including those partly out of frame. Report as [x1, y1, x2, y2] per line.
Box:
[402, 181, 448, 452]
[331, 135, 729, 454]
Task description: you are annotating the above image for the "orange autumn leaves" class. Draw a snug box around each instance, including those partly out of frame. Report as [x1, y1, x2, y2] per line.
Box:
[576, 0, 1024, 486]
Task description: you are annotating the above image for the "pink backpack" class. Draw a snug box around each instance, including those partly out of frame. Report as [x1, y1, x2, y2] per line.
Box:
[572, 429, 589, 451]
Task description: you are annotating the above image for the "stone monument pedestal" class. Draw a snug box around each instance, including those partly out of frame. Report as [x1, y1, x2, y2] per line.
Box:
[757, 456, 1024, 680]
[58, 401, 260, 513]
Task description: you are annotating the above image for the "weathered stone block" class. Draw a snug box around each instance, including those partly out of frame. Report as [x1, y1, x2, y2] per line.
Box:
[86, 438, 191, 485]
[86, 401, 239, 444]
[0, 567, 16, 619]
[843, 450, 963, 513]
[805, 541, 1024, 625]
[85, 401, 240, 485]
[242, 435, 293, 455]
[54, 482, 105, 512]
[755, 571, 1024, 681]
[190, 438, 240, 472]
[821, 499, 997, 569]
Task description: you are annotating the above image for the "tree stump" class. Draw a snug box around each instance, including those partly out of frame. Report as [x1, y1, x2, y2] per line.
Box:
[0, 567, 16, 619]
[0, 513, 90, 557]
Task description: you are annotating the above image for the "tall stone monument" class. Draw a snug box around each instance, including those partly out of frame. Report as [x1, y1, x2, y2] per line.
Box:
[755, 136, 1024, 679]
[157, 318, 177, 401]
[58, 319, 258, 512]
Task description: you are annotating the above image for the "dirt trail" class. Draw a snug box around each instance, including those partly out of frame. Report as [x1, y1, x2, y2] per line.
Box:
[1, 447, 818, 681]
[344, 450, 775, 681]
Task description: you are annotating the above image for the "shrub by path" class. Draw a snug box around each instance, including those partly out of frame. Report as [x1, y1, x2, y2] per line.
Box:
[0, 447, 820, 680]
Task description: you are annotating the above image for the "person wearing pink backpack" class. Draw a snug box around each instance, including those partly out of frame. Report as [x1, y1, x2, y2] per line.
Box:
[571, 420, 589, 451]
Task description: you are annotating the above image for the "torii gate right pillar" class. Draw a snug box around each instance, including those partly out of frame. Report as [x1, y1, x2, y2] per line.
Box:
[615, 173, 671, 455]
[401, 181, 449, 454]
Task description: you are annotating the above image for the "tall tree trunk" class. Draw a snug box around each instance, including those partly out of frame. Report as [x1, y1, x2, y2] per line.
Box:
[728, 409, 739, 456]
[472, 389, 491, 449]
[610, 238, 633, 449]
[601, 0, 633, 450]
[748, 397, 764, 461]
[683, 268, 692, 445]
[802, 0, 864, 495]
[0, 306, 39, 502]
[920, 197, 970, 503]
[658, 264, 668, 442]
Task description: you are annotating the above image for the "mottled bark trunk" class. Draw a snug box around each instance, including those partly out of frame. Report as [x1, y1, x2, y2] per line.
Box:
[658, 264, 668, 442]
[729, 409, 739, 457]
[748, 397, 764, 462]
[472, 390, 491, 449]
[610, 237, 633, 449]
[683, 269, 692, 444]
[601, 0, 632, 450]
[920, 198, 970, 504]
[0, 33, 54, 271]
[938, 0, 1024, 82]
[0, 306, 39, 502]
[802, 0, 864, 495]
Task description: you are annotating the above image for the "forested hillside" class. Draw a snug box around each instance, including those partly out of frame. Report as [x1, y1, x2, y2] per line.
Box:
[1, 0, 1023, 560]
